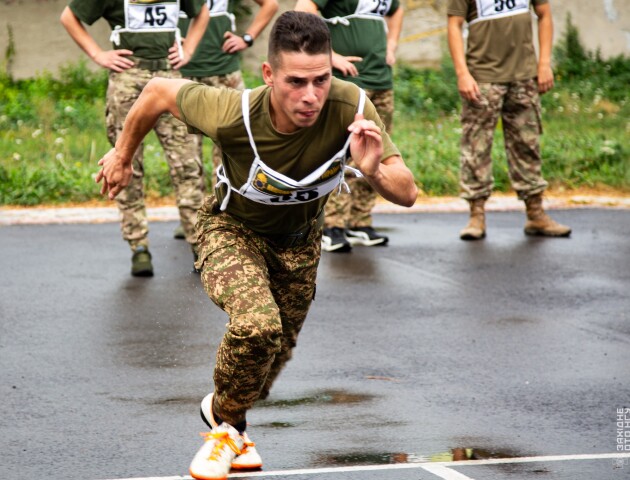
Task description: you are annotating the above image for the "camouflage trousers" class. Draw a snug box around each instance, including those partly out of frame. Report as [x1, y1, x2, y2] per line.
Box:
[106, 67, 205, 249]
[186, 71, 245, 189]
[325, 88, 394, 228]
[195, 196, 321, 426]
[459, 78, 548, 201]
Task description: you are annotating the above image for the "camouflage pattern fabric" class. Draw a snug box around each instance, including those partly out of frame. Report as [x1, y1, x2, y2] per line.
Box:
[324, 88, 394, 228]
[187, 71, 246, 188]
[459, 78, 548, 201]
[106, 67, 205, 249]
[195, 196, 322, 426]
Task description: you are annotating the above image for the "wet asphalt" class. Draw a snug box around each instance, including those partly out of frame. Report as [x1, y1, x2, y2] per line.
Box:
[1, 208, 629, 480]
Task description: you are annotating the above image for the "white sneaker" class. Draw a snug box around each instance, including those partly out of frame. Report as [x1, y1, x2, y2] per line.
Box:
[231, 432, 262, 470]
[189, 423, 244, 480]
[200, 392, 263, 470]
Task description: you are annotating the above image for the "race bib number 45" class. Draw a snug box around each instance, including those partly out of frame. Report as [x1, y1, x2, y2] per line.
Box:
[127, 0, 180, 30]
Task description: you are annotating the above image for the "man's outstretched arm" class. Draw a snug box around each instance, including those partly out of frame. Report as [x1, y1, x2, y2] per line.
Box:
[95, 78, 193, 199]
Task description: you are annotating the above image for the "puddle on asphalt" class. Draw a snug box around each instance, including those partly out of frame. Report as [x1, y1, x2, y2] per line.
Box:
[315, 446, 526, 468]
[111, 395, 201, 407]
[256, 389, 375, 408]
[256, 421, 296, 429]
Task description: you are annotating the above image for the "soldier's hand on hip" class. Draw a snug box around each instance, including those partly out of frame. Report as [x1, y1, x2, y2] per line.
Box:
[94, 50, 135, 73]
[332, 52, 362, 77]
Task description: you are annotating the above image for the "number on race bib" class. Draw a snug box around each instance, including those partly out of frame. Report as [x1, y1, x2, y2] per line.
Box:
[494, 0, 516, 12]
[144, 6, 168, 27]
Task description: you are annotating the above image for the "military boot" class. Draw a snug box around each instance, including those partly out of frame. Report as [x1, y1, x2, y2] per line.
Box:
[524, 194, 571, 237]
[460, 198, 487, 240]
[131, 245, 154, 277]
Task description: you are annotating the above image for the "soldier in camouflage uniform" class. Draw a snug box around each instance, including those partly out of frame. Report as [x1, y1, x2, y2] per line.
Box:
[295, 0, 405, 252]
[447, 0, 571, 240]
[60, 0, 209, 276]
[95, 12, 417, 478]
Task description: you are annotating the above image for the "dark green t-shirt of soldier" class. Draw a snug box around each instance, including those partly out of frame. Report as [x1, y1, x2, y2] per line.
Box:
[179, 0, 240, 77]
[69, 0, 205, 60]
[313, 0, 400, 90]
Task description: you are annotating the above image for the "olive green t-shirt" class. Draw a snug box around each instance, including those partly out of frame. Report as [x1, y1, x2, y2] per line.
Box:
[176, 77, 400, 234]
[447, 0, 548, 83]
[179, 3, 240, 77]
[313, 0, 400, 90]
[69, 0, 204, 60]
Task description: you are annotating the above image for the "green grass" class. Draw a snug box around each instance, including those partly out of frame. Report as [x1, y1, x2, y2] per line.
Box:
[1, 31, 629, 206]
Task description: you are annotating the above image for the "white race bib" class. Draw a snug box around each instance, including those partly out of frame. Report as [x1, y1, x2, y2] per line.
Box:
[207, 0, 229, 14]
[471, 0, 530, 25]
[355, 0, 394, 17]
[126, 0, 180, 31]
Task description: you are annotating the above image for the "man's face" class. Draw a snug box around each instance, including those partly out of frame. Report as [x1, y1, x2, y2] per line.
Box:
[262, 51, 332, 134]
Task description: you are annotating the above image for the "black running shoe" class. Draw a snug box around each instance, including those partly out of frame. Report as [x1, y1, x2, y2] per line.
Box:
[345, 226, 389, 246]
[322, 227, 352, 252]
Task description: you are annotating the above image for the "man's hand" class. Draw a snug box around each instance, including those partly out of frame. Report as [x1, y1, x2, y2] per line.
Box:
[222, 31, 248, 54]
[537, 63, 554, 94]
[386, 46, 397, 67]
[92, 49, 135, 72]
[169, 43, 191, 70]
[95, 148, 134, 200]
[332, 52, 362, 77]
[457, 71, 481, 103]
[348, 113, 384, 179]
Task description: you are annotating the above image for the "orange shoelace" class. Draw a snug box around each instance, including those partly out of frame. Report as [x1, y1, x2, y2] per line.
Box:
[241, 438, 255, 453]
[200, 431, 242, 460]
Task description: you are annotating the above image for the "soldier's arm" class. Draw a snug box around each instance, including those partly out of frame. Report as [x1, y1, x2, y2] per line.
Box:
[95, 78, 193, 199]
[534, 2, 554, 93]
[223, 0, 279, 54]
[294, 0, 362, 76]
[170, 3, 209, 69]
[60, 6, 135, 72]
[385, 6, 403, 66]
[348, 114, 417, 208]
[447, 14, 480, 102]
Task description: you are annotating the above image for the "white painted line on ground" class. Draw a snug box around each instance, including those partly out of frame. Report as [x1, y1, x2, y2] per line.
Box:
[422, 464, 474, 479]
[99, 452, 630, 480]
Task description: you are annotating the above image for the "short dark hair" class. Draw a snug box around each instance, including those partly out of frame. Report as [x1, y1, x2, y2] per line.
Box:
[267, 11, 331, 68]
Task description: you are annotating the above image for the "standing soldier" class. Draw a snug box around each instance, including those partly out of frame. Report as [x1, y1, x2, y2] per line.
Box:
[172, 0, 279, 240]
[60, 0, 209, 276]
[95, 12, 417, 478]
[295, 0, 405, 252]
[447, 0, 571, 240]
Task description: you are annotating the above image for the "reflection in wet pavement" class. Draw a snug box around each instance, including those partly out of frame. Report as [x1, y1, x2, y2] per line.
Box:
[315, 446, 526, 467]
[256, 389, 375, 408]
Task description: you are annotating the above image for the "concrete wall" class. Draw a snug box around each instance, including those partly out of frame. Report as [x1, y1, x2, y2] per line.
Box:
[1, 0, 629, 79]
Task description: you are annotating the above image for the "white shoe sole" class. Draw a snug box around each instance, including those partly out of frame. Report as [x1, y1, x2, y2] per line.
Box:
[322, 238, 352, 252]
[345, 232, 388, 246]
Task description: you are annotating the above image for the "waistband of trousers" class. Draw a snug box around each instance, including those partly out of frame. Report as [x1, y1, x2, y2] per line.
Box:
[261, 209, 325, 249]
[129, 56, 171, 72]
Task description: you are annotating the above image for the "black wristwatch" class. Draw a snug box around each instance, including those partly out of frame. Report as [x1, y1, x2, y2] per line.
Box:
[242, 33, 254, 47]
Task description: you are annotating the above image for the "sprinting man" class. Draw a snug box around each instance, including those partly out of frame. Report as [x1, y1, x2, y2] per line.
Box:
[447, 0, 571, 240]
[96, 11, 417, 479]
[61, 0, 209, 276]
